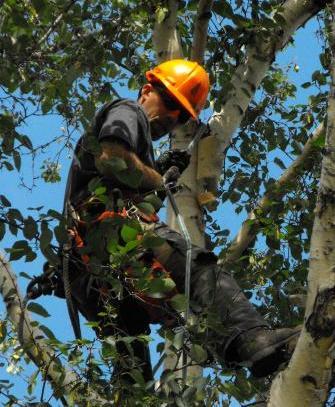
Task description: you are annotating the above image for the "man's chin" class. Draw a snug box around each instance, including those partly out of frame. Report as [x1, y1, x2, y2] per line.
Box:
[150, 118, 177, 140]
[150, 122, 168, 140]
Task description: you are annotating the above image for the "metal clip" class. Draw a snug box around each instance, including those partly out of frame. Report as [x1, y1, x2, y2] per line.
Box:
[127, 205, 140, 219]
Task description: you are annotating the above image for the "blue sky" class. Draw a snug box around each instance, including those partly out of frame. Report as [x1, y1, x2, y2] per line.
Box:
[0, 15, 325, 406]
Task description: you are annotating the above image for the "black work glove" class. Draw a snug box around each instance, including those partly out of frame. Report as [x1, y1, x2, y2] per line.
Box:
[156, 149, 191, 176]
[156, 166, 180, 201]
[162, 165, 180, 185]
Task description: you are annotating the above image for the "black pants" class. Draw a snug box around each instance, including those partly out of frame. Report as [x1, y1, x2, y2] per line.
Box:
[69, 222, 268, 382]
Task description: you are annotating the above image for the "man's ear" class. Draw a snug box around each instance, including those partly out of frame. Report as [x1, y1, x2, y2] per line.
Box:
[141, 83, 154, 96]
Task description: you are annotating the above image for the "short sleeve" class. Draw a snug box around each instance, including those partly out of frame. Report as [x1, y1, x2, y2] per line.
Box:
[98, 103, 139, 151]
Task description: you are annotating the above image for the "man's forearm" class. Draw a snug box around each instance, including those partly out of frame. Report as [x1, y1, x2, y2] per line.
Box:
[95, 141, 163, 191]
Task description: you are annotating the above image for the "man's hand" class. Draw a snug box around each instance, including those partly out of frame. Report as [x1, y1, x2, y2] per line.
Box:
[156, 166, 180, 201]
[156, 149, 191, 176]
[162, 165, 180, 186]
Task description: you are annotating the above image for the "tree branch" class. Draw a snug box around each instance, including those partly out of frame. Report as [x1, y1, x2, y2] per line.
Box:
[38, 0, 79, 46]
[209, 0, 331, 156]
[152, 0, 183, 62]
[268, 4, 335, 404]
[219, 123, 324, 268]
[0, 253, 107, 405]
[191, 0, 214, 64]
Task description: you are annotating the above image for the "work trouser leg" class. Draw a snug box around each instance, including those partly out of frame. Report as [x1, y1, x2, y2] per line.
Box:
[68, 261, 154, 383]
[113, 295, 153, 383]
[148, 223, 268, 362]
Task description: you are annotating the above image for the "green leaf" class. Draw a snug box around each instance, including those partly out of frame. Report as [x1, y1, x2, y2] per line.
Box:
[20, 272, 32, 280]
[120, 225, 139, 243]
[107, 238, 119, 254]
[312, 133, 325, 148]
[146, 277, 176, 298]
[32, 0, 46, 12]
[25, 250, 37, 262]
[13, 150, 21, 171]
[227, 155, 240, 164]
[156, 6, 168, 24]
[301, 81, 311, 89]
[47, 209, 64, 221]
[39, 324, 56, 339]
[169, 294, 187, 312]
[221, 382, 244, 401]
[54, 223, 69, 245]
[229, 191, 240, 203]
[213, 1, 234, 18]
[8, 208, 23, 222]
[312, 70, 327, 85]
[41, 246, 60, 266]
[182, 386, 197, 402]
[0, 195, 11, 207]
[105, 156, 127, 172]
[88, 177, 102, 193]
[18, 135, 33, 150]
[162, 278, 176, 291]
[128, 76, 138, 90]
[101, 341, 116, 359]
[143, 194, 163, 211]
[0, 321, 7, 343]
[274, 157, 286, 170]
[40, 221, 53, 250]
[8, 222, 18, 236]
[0, 222, 5, 241]
[290, 242, 302, 260]
[23, 216, 38, 240]
[142, 234, 165, 249]
[136, 202, 155, 215]
[138, 334, 151, 343]
[190, 344, 207, 364]
[41, 97, 53, 114]
[94, 186, 107, 196]
[116, 168, 143, 188]
[266, 235, 280, 250]
[7, 240, 30, 261]
[122, 240, 140, 253]
[28, 369, 39, 395]
[172, 330, 184, 350]
[27, 302, 50, 318]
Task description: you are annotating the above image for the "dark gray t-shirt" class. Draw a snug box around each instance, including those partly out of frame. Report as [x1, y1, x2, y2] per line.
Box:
[64, 99, 155, 209]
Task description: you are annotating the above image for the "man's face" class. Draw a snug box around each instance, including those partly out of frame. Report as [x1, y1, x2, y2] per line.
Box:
[139, 83, 187, 140]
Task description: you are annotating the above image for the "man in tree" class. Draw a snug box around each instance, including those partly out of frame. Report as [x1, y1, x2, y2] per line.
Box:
[62, 59, 299, 383]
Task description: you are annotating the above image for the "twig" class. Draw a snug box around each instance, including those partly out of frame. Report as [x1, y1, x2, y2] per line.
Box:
[38, 0, 79, 46]
[191, 0, 214, 63]
[0, 253, 108, 405]
[219, 123, 324, 268]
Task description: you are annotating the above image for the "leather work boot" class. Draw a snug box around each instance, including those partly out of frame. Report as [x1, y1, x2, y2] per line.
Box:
[229, 326, 300, 377]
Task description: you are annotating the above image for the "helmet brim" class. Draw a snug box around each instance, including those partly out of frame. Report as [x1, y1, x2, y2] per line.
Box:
[146, 71, 198, 119]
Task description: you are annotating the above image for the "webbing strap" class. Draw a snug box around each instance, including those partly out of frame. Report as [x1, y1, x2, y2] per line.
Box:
[63, 239, 82, 340]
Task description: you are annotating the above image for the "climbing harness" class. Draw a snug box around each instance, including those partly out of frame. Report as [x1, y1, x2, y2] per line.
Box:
[24, 122, 208, 356]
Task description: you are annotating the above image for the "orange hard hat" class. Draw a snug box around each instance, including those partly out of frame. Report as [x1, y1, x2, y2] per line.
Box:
[146, 59, 210, 119]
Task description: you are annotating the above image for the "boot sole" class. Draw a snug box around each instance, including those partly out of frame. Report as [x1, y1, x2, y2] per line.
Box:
[249, 325, 301, 364]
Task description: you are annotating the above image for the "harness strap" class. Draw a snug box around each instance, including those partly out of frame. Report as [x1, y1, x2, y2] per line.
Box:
[63, 237, 82, 340]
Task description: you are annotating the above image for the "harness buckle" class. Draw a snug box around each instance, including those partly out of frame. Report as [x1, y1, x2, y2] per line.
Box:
[127, 205, 140, 219]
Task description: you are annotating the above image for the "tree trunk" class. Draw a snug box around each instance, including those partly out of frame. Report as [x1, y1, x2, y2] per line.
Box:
[268, 4, 335, 405]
